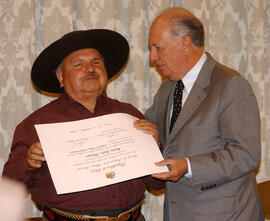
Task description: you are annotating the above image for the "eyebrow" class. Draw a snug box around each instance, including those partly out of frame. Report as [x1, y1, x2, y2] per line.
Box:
[150, 43, 162, 49]
[91, 57, 102, 61]
[72, 56, 102, 62]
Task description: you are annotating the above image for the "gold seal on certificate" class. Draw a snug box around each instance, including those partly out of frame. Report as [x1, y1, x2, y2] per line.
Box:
[106, 172, 116, 179]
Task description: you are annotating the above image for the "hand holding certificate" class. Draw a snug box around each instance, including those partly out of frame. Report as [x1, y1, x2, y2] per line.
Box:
[35, 113, 168, 194]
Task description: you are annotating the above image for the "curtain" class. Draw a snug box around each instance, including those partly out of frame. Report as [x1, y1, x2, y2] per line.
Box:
[0, 0, 269, 220]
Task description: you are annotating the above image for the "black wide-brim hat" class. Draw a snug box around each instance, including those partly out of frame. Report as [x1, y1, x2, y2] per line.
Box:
[31, 29, 129, 93]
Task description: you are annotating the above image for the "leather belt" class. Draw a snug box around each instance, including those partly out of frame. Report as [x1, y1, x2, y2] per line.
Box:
[42, 197, 144, 221]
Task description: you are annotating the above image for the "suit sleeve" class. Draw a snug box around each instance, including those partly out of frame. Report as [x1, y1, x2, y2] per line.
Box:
[189, 76, 261, 194]
[145, 82, 171, 147]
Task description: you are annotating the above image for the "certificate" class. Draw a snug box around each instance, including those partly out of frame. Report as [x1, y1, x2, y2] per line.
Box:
[35, 113, 168, 194]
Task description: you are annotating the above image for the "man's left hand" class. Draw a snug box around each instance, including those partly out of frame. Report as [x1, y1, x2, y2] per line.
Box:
[152, 158, 188, 182]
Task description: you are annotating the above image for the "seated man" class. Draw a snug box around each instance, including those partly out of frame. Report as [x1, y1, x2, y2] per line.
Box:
[2, 29, 164, 221]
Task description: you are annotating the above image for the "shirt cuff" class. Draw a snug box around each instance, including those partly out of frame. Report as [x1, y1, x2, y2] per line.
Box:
[185, 158, 192, 179]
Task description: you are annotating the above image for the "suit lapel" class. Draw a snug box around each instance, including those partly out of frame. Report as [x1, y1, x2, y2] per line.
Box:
[165, 81, 177, 136]
[170, 53, 216, 137]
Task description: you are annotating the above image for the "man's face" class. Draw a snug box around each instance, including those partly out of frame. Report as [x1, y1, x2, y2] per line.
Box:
[56, 48, 108, 99]
[148, 21, 187, 81]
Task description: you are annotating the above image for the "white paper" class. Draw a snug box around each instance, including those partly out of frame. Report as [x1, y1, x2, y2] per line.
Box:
[35, 113, 168, 194]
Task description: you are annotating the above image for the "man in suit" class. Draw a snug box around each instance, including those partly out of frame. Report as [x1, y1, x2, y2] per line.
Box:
[144, 7, 264, 220]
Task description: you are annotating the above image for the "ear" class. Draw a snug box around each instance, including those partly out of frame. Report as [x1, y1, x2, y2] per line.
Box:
[179, 35, 192, 52]
[56, 70, 64, 87]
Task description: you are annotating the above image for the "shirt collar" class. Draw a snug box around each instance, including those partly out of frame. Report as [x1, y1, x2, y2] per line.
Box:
[182, 52, 207, 94]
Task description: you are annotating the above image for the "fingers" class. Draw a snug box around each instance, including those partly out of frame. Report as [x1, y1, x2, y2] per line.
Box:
[134, 119, 157, 132]
[155, 160, 168, 166]
[152, 158, 188, 182]
[152, 159, 173, 180]
[27, 142, 45, 169]
[152, 172, 175, 181]
[134, 119, 159, 143]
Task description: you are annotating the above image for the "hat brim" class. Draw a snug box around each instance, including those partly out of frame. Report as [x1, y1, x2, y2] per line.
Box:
[31, 29, 129, 93]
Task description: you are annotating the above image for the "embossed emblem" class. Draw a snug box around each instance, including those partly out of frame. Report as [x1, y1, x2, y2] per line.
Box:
[106, 172, 116, 179]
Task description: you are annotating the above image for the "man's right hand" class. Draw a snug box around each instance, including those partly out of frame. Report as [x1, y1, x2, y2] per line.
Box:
[27, 142, 45, 168]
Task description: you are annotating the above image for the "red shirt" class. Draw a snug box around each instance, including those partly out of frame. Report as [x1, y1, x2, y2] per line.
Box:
[3, 92, 164, 211]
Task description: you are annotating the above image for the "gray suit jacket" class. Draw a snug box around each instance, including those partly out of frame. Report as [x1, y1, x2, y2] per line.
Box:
[145, 54, 264, 221]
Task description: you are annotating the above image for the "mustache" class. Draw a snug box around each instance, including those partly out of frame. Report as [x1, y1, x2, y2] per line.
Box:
[83, 71, 99, 79]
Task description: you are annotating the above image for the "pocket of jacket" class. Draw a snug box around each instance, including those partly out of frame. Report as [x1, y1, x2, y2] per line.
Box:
[195, 195, 238, 215]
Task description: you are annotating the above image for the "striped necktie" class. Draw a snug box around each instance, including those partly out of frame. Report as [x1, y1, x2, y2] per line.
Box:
[170, 80, 184, 132]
